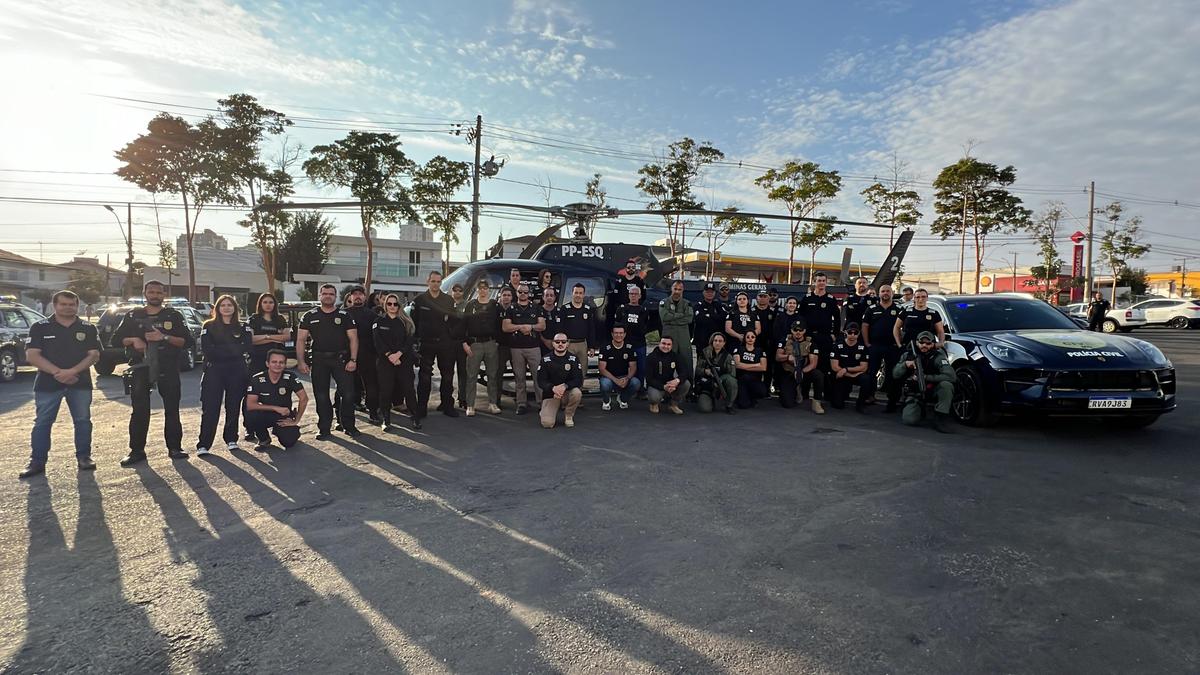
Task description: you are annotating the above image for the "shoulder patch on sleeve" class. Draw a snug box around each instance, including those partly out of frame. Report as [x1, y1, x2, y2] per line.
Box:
[543, 356, 551, 362]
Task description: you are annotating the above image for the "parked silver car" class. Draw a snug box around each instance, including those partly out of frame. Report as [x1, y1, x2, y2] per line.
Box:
[1128, 298, 1200, 329]
[1063, 303, 1146, 333]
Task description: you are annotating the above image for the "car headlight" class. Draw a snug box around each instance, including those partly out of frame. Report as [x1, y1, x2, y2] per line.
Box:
[984, 343, 1040, 365]
[1131, 339, 1171, 367]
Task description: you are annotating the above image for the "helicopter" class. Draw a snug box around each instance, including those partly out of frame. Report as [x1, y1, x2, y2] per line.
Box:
[255, 199, 914, 308]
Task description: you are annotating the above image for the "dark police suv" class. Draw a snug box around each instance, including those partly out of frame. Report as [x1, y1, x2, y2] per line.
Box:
[928, 294, 1176, 428]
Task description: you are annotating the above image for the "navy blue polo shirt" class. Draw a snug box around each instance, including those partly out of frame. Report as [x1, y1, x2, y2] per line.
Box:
[27, 317, 101, 391]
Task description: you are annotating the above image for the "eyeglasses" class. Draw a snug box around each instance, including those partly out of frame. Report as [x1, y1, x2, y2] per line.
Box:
[553, 339, 568, 344]
[791, 328, 805, 333]
[385, 302, 399, 306]
[918, 340, 934, 346]
[846, 330, 859, 335]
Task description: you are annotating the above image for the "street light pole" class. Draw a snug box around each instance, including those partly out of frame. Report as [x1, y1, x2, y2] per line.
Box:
[103, 203, 134, 300]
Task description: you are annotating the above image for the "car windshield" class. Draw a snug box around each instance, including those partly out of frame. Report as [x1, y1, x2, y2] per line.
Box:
[944, 298, 1079, 332]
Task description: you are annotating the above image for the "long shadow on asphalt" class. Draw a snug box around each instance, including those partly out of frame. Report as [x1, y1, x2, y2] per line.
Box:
[10, 473, 167, 673]
[208, 439, 737, 672]
[133, 461, 407, 673]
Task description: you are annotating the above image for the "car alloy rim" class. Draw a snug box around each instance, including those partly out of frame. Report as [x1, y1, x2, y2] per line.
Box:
[1, 353, 14, 379]
[952, 370, 976, 420]
[1103, 321, 1116, 333]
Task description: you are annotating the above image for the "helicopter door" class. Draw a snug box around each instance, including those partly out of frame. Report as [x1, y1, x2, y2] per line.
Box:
[562, 275, 607, 312]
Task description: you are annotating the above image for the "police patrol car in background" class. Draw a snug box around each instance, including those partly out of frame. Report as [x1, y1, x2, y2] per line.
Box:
[930, 293, 1175, 428]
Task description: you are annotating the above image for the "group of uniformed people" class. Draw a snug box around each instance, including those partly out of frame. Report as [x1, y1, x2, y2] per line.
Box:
[18, 269, 957, 477]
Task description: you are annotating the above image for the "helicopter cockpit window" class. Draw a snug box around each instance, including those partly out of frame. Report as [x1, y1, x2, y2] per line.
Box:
[439, 266, 474, 294]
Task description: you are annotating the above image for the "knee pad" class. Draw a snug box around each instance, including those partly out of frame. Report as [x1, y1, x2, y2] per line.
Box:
[697, 394, 713, 413]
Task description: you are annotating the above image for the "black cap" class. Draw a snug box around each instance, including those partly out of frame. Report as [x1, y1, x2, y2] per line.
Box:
[703, 282, 717, 291]
[790, 319, 807, 331]
[844, 322, 860, 333]
[719, 283, 730, 290]
[757, 290, 769, 297]
[348, 284, 366, 294]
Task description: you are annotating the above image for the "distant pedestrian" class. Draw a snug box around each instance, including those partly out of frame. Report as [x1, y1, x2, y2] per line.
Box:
[1087, 291, 1111, 332]
[20, 290, 101, 478]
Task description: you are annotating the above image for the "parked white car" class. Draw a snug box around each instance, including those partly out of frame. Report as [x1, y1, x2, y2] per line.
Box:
[1128, 298, 1200, 329]
[1063, 303, 1147, 333]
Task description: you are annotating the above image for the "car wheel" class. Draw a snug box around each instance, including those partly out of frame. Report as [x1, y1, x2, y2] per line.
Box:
[1102, 318, 1118, 333]
[1105, 414, 1160, 429]
[0, 349, 15, 383]
[94, 358, 116, 376]
[952, 365, 1000, 427]
[181, 347, 197, 372]
[1167, 316, 1190, 330]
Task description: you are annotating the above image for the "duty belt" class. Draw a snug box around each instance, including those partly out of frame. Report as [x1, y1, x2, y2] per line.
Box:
[311, 350, 346, 358]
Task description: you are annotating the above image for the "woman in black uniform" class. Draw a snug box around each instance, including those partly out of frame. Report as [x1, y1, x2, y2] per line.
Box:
[244, 293, 291, 440]
[733, 329, 769, 409]
[724, 292, 761, 352]
[374, 293, 419, 430]
[197, 295, 253, 455]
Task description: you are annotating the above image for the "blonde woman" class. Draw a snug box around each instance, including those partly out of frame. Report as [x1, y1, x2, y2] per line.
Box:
[373, 293, 419, 430]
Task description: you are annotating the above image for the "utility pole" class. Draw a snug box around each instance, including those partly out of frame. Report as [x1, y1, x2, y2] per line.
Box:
[105, 254, 111, 303]
[1011, 252, 1019, 293]
[958, 195, 969, 293]
[126, 202, 134, 299]
[1085, 180, 1095, 298]
[469, 114, 482, 262]
[1176, 258, 1189, 298]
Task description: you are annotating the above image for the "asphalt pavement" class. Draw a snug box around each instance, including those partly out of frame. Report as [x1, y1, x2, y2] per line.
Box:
[0, 330, 1198, 673]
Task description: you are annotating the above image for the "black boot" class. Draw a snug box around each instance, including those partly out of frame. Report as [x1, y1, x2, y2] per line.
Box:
[932, 412, 954, 433]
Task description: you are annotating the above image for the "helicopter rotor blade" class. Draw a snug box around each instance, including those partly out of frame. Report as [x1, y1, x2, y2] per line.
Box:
[612, 209, 892, 230]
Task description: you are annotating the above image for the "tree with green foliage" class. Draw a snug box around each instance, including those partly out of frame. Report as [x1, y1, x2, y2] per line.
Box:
[217, 94, 292, 295]
[303, 132, 417, 292]
[1116, 267, 1150, 299]
[115, 113, 241, 301]
[754, 161, 842, 284]
[276, 211, 334, 281]
[67, 271, 106, 305]
[708, 207, 765, 277]
[412, 155, 472, 276]
[1023, 202, 1066, 301]
[157, 241, 177, 293]
[931, 157, 1032, 293]
[637, 138, 725, 274]
[1096, 201, 1151, 304]
[860, 154, 922, 248]
[795, 214, 848, 284]
[584, 173, 608, 239]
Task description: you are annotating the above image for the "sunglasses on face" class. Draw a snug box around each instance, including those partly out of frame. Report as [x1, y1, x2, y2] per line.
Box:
[385, 302, 399, 306]
[553, 339, 568, 344]
[846, 330, 859, 335]
[918, 340, 934, 346]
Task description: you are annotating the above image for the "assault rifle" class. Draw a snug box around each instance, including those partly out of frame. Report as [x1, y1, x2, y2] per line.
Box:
[906, 342, 928, 415]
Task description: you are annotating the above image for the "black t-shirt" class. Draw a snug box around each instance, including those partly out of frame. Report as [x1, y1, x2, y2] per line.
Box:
[463, 299, 500, 340]
[554, 302, 598, 345]
[300, 307, 356, 353]
[862, 301, 901, 346]
[411, 291, 457, 342]
[246, 370, 304, 408]
[898, 307, 943, 344]
[27, 318, 101, 391]
[734, 346, 766, 381]
[247, 313, 289, 361]
[346, 305, 378, 353]
[844, 294, 873, 327]
[599, 342, 636, 377]
[728, 308, 755, 339]
[1087, 299, 1111, 321]
[693, 299, 727, 347]
[200, 319, 253, 365]
[752, 305, 776, 339]
[614, 272, 646, 305]
[112, 306, 193, 370]
[799, 293, 841, 337]
[831, 341, 869, 370]
[503, 302, 543, 349]
[610, 303, 652, 347]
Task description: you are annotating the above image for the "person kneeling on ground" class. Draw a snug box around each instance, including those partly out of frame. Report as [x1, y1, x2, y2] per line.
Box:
[829, 322, 875, 412]
[245, 349, 309, 449]
[598, 325, 641, 411]
[537, 332, 583, 428]
[645, 335, 691, 415]
[695, 332, 737, 414]
[733, 330, 769, 409]
[892, 331, 955, 433]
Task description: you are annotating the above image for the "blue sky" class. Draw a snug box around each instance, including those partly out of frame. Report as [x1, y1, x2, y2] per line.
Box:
[1, 0, 1197, 277]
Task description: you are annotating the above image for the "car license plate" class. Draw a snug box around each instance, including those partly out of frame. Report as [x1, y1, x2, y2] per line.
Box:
[1088, 396, 1131, 409]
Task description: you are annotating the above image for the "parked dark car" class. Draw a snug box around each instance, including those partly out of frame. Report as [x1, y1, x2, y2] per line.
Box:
[94, 304, 205, 375]
[929, 294, 1176, 428]
[0, 303, 46, 383]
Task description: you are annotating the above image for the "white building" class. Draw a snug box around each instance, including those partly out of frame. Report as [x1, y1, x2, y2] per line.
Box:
[296, 223, 442, 294]
[179, 228, 228, 252]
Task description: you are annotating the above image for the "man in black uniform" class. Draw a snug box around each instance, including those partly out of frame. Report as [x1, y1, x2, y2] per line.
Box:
[503, 268, 528, 296]
[692, 282, 727, 354]
[554, 283, 601, 365]
[645, 335, 692, 414]
[752, 290, 778, 392]
[717, 283, 734, 311]
[245, 349, 310, 450]
[829, 322, 874, 411]
[450, 283, 470, 408]
[296, 283, 361, 438]
[614, 258, 647, 306]
[862, 284, 903, 412]
[537, 332, 583, 429]
[411, 270, 461, 419]
[843, 276, 873, 328]
[21, 290, 101, 478]
[799, 271, 841, 379]
[894, 288, 945, 347]
[1086, 291, 1111, 332]
[774, 319, 824, 413]
[344, 285, 381, 424]
[608, 285, 657, 391]
[113, 280, 194, 466]
[502, 285, 546, 413]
